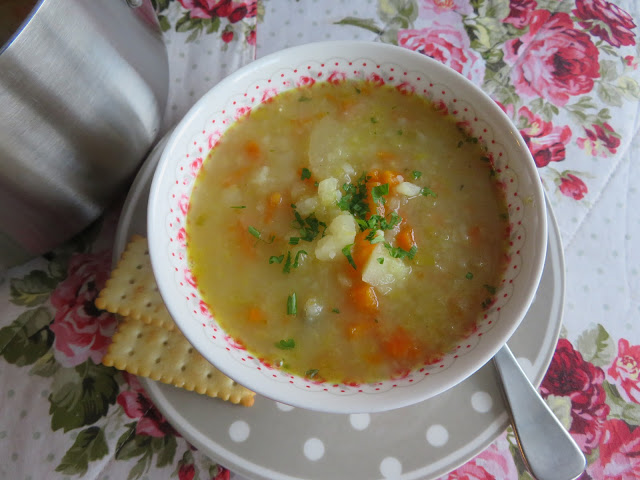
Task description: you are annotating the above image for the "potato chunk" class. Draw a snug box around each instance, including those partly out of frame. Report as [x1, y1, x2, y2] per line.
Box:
[362, 243, 410, 294]
[315, 213, 357, 261]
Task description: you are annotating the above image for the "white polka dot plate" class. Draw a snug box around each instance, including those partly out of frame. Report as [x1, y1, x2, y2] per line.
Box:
[113, 129, 563, 480]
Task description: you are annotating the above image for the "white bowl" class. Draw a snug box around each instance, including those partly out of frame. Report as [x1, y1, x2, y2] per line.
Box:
[148, 41, 547, 413]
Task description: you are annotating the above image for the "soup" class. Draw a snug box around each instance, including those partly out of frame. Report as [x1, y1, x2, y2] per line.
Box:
[186, 80, 509, 384]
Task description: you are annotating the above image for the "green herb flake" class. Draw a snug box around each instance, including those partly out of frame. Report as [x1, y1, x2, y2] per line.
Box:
[412, 170, 422, 180]
[248, 226, 261, 239]
[481, 298, 493, 310]
[338, 173, 370, 219]
[484, 284, 497, 295]
[342, 244, 357, 270]
[301, 168, 312, 180]
[331, 308, 340, 314]
[499, 213, 509, 220]
[480, 155, 491, 163]
[384, 243, 417, 260]
[355, 87, 361, 94]
[371, 183, 389, 205]
[377, 257, 384, 264]
[282, 251, 292, 273]
[421, 187, 437, 198]
[370, 117, 378, 124]
[457, 140, 464, 148]
[289, 237, 300, 245]
[397, 130, 403, 135]
[298, 96, 312, 102]
[293, 250, 308, 268]
[230, 205, 246, 209]
[269, 255, 284, 264]
[305, 369, 319, 379]
[287, 293, 297, 315]
[275, 338, 296, 350]
[466, 272, 474, 280]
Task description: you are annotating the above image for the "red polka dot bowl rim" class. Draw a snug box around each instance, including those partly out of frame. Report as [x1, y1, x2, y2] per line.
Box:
[148, 41, 547, 414]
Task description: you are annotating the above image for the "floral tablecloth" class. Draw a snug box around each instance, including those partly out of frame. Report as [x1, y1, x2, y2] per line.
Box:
[1, 0, 640, 479]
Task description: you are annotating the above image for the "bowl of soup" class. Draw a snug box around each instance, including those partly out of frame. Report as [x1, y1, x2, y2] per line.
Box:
[148, 41, 547, 413]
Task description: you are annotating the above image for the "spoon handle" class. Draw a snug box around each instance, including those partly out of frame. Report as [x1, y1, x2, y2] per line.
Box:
[493, 345, 586, 480]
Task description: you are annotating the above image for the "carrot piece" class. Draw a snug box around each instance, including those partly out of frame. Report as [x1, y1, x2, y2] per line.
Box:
[245, 140, 261, 161]
[383, 327, 418, 360]
[345, 317, 377, 339]
[380, 170, 403, 187]
[248, 307, 266, 324]
[349, 282, 379, 313]
[351, 231, 377, 272]
[231, 220, 257, 257]
[376, 151, 395, 162]
[396, 224, 416, 252]
[467, 225, 481, 244]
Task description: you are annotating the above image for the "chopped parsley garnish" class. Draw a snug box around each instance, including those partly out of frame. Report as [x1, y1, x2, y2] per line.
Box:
[355, 87, 361, 94]
[269, 255, 284, 264]
[484, 284, 497, 294]
[499, 213, 509, 220]
[287, 293, 297, 315]
[481, 155, 491, 163]
[371, 183, 389, 205]
[298, 96, 312, 102]
[305, 369, 319, 379]
[289, 237, 300, 245]
[230, 205, 246, 209]
[331, 308, 340, 314]
[397, 130, 403, 135]
[342, 244, 357, 270]
[357, 212, 402, 233]
[384, 243, 417, 260]
[481, 298, 493, 310]
[412, 170, 422, 180]
[457, 140, 464, 148]
[365, 229, 386, 244]
[337, 173, 370, 219]
[421, 187, 437, 198]
[293, 250, 308, 268]
[466, 272, 474, 280]
[283, 251, 292, 273]
[275, 338, 295, 350]
[292, 207, 327, 242]
[248, 226, 261, 239]
[377, 257, 384, 264]
[370, 117, 378, 124]
[301, 168, 312, 180]
[248, 226, 274, 244]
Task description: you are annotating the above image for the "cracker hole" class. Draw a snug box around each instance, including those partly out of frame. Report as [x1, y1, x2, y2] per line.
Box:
[155, 357, 161, 364]
[136, 332, 143, 339]
[180, 365, 186, 372]
[162, 340, 169, 346]
[121, 295, 127, 300]
[206, 373, 212, 379]
[146, 302, 152, 308]
[136, 264, 143, 270]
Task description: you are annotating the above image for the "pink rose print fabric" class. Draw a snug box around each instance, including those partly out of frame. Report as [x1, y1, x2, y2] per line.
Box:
[49, 250, 117, 368]
[541, 338, 610, 454]
[607, 339, 640, 404]
[586, 419, 640, 480]
[577, 122, 621, 157]
[398, 23, 485, 84]
[517, 106, 572, 167]
[559, 173, 589, 200]
[117, 373, 179, 438]
[574, 0, 637, 48]
[504, 0, 538, 28]
[504, 10, 600, 106]
[443, 434, 518, 480]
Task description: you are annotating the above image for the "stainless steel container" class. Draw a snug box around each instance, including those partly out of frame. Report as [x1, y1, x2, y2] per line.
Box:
[0, 0, 169, 268]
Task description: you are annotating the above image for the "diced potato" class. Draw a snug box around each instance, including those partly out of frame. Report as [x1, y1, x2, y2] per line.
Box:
[314, 213, 356, 261]
[318, 177, 341, 207]
[252, 166, 270, 185]
[304, 297, 323, 321]
[396, 181, 422, 197]
[362, 243, 410, 293]
[297, 196, 318, 216]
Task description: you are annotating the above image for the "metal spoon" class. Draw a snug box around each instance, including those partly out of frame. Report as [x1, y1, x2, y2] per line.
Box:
[493, 345, 586, 480]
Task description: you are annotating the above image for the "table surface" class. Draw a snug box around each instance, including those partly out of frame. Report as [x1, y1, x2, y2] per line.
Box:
[1, 1, 639, 479]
